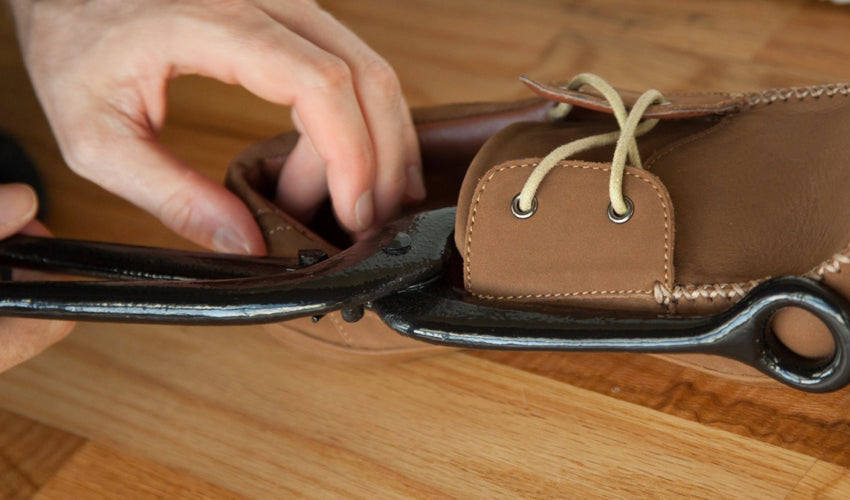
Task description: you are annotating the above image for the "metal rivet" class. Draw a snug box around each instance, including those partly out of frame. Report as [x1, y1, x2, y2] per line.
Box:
[511, 194, 537, 219]
[381, 232, 411, 255]
[607, 197, 634, 224]
[341, 305, 364, 323]
[298, 249, 329, 268]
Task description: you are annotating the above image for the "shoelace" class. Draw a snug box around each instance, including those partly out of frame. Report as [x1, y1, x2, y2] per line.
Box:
[514, 73, 665, 221]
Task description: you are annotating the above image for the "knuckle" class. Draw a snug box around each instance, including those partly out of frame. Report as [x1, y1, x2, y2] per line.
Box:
[243, 30, 280, 58]
[362, 57, 401, 97]
[159, 189, 198, 236]
[309, 56, 353, 92]
[62, 134, 104, 175]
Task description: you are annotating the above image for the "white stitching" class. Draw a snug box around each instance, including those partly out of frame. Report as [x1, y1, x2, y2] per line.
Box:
[474, 289, 651, 300]
[654, 246, 850, 306]
[733, 83, 850, 108]
[465, 161, 672, 297]
[807, 251, 850, 279]
[653, 280, 764, 307]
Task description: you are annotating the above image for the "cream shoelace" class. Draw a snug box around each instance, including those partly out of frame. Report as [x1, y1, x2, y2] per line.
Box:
[514, 73, 665, 221]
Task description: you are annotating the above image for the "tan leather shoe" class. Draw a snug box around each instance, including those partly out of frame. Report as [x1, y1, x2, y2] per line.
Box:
[455, 73, 850, 380]
[228, 74, 850, 380]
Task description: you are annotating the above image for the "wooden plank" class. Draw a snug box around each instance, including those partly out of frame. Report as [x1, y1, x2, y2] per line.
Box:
[34, 442, 244, 500]
[0, 409, 85, 500]
[327, 0, 804, 65]
[472, 351, 850, 467]
[0, 324, 825, 498]
[788, 461, 850, 500]
[756, 1, 850, 79]
[326, 0, 817, 106]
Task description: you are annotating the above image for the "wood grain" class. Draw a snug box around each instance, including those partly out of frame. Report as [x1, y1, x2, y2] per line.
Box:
[3, 0, 850, 497]
[0, 326, 831, 498]
[787, 461, 850, 499]
[472, 351, 850, 467]
[33, 443, 244, 500]
[0, 410, 84, 500]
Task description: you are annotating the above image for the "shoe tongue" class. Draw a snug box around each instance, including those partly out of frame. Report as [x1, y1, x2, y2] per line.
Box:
[520, 75, 746, 119]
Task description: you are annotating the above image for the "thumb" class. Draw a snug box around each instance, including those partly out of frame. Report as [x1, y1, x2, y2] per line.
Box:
[69, 137, 266, 255]
[0, 183, 39, 238]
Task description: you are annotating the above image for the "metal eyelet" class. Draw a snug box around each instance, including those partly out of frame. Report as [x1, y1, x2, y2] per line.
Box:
[607, 197, 634, 224]
[511, 194, 537, 219]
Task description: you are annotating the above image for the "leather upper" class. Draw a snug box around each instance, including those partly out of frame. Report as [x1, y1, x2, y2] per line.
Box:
[454, 78, 850, 360]
[226, 77, 850, 367]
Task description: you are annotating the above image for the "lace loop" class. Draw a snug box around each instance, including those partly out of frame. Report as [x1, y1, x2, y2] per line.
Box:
[516, 74, 664, 218]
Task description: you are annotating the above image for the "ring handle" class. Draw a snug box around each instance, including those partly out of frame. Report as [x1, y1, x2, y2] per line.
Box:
[728, 277, 850, 392]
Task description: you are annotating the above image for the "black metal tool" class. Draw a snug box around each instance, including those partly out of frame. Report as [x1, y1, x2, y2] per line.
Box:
[1, 207, 849, 392]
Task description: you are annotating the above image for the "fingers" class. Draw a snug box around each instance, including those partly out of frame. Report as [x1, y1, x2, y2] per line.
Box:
[260, 2, 424, 229]
[0, 183, 38, 237]
[17, 0, 422, 242]
[399, 96, 428, 205]
[274, 110, 329, 222]
[161, 9, 380, 232]
[64, 131, 267, 255]
[0, 184, 74, 373]
[15, 6, 270, 255]
[0, 317, 74, 373]
[135, 5, 380, 232]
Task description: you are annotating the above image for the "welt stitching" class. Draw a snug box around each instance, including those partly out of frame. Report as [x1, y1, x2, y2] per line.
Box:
[654, 244, 850, 306]
[735, 83, 850, 108]
[627, 86, 850, 171]
[809, 251, 850, 278]
[648, 85, 850, 172]
[653, 279, 767, 306]
[466, 161, 671, 298]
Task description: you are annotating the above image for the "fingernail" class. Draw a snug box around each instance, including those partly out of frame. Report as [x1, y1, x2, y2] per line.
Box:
[213, 226, 253, 254]
[0, 184, 37, 233]
[405, 164, 427, 201]
[355, 190, 374, 231]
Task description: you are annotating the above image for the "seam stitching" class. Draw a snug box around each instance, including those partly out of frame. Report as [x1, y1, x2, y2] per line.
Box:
[254, 208, 316, 243]
[653, 279, 766, 306]
[473, 289, 652, 300]
[465, 161, 671, 299]
[654, 246, 850, 306]
[734, 83, 850, 108]
[266, 225, 295, 235]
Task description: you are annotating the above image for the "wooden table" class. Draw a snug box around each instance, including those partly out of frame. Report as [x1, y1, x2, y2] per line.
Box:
[3, 1, 850, 498]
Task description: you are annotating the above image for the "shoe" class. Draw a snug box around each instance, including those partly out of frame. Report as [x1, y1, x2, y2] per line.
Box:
[227, 73, 850, 380]
[226, 97, 553, 362]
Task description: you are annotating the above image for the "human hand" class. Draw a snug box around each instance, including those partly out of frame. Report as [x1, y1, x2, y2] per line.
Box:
[0, 183, 74, 373]
[9, 0, 424, 253]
